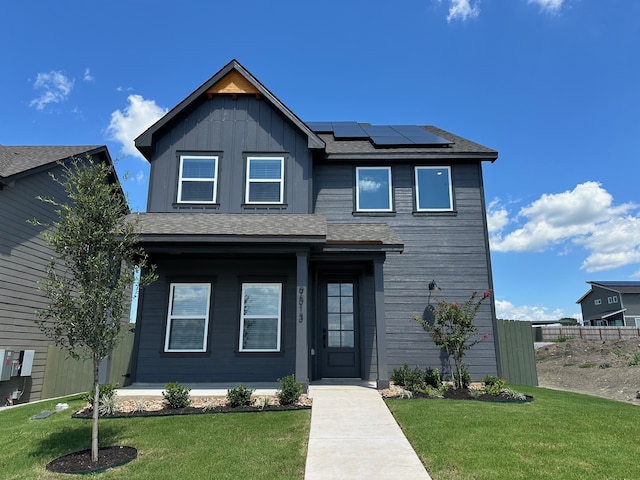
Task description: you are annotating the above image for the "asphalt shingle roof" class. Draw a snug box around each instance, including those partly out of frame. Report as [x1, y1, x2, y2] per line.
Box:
[589, 281, 640, 295]
[0, 145, 103, 178]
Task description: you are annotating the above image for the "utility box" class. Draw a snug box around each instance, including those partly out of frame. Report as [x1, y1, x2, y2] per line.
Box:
[19, 350, 35, 377]
[0, 350, 14, 381]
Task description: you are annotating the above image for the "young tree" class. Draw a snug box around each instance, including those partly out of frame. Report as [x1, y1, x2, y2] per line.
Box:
[35, 156, 155, 462]
[414, 290, 491, 389]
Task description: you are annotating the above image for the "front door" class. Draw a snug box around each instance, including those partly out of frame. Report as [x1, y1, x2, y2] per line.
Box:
[318, 277, 360, 378]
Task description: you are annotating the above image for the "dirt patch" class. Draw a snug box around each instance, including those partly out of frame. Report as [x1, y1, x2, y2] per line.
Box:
[536, 338, 640, 405]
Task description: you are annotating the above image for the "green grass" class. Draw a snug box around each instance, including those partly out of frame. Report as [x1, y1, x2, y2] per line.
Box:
[387, 386, 640, 480]
[0, 395, 310, 479]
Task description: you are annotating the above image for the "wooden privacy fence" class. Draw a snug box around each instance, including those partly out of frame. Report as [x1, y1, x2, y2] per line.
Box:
[41, 329, 135, 399]
[541, 326, 640, 341]
[496, 319, 538, 386]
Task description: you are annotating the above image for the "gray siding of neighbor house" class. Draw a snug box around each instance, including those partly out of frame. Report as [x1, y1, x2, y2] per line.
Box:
[623, 293, 640, 326]
[313, 161, 499, 379]
[581, 286, 625, 324]
[146, 95, 312, 214]
[133, 255, 300, 383]
[0, 166, 68, 402]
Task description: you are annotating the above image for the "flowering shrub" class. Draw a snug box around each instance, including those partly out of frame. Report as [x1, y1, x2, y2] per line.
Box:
[413, 290, 491, 389]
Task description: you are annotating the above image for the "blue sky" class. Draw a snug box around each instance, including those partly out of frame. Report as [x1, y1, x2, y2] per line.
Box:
[2, 0, 639, 322]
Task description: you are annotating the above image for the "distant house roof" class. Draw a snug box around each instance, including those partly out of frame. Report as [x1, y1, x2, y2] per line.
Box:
[129, 213, 403, 252]
[135, 59, 325, 160]
[0, 145, 107, 182]
[576, 281, 640, 303]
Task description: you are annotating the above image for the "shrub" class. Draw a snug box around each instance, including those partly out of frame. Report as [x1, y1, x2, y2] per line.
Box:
[391, 364, 425, 391]
[98, 395, 117, 416]
[628, 352, 640, 366]
[227, 385, 254, 407]
[84, 383, 117, 407]
[502, 388, 526, 401]
[163, 382, 191, 409]
[482, 375, 506, 396]
[424, 367, 442, 388]
[276, 374, 303, 405]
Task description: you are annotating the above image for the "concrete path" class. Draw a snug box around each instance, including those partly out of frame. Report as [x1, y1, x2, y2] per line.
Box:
[305, 383, 431, 479]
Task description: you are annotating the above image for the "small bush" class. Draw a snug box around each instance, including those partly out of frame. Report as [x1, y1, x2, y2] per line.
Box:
[482, 375, 506, 396]
[552, 335, 573, 343]
[227, 385, 254, 407]
[276, 374, 303, 405]
[84, 383, 118, 407]
[424, 367, 442, 388]
[163, 382, 191, 409]
[98, 395, 117, 416]
[502, 388, 526, 401]
[628, 353, 640, 366]
[391, 364, 426, 391]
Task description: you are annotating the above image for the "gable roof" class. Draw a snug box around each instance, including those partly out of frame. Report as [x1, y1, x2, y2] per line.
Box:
[0, 145, 107, 182]
[576, 281, 640, 303]
[135, 59, 325, 161]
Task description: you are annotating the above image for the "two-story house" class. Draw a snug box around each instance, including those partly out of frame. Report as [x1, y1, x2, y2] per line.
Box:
[0, 146, 118, 402]
[129, 60, 500, 389]
[577, 281, 640, 326]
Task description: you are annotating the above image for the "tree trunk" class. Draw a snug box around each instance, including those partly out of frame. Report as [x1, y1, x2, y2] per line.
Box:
[91, 355, 99, 462]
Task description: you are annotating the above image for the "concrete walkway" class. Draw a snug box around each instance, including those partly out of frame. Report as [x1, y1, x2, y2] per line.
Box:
[305, 383, 431, 479]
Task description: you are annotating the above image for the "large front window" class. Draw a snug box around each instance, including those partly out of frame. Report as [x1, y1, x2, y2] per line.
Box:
[177, 156, 218, 203]
[415, 166, 453, 211]
[240, 283, 282, 352]
[355, 167, 392, 212]
[165, 283, 211, 352]
[245, 157, 284, 204]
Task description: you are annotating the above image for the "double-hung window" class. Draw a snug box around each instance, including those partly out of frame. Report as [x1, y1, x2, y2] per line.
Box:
[415, 166, 453, 211]
[240, 283, 282, 352]
[177, 155, 218, 203]
[165, 283, 211, 352]
[355, 166, 393, 212]
[245, 157, 284, 204]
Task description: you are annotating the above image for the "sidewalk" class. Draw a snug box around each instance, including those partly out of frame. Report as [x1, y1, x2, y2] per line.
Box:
[305, 383, 431, 479]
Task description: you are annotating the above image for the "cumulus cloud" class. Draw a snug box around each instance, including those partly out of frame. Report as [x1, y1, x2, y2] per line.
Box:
[30, 71, 74, 110]
[447, 0, 480, 22]
[495, 299, 569, 321]
[107, 94, 167, 159]
[489, 182, 640, 272]
[359, 179, 383, 192]
[528, 0, 564, 14]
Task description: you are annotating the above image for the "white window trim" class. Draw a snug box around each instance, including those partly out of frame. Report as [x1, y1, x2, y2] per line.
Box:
[355, 166, 393, 212]
[245, 156, 285, 204]
[594, 299, 602, 305]
[164, 283, 211, 353]
[415, 166, 454, 212]
[239, 283, 282, 352]
[177, 155, 219, 204]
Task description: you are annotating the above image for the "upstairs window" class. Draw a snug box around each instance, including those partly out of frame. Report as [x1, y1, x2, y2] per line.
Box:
[355, 167, 393, 212]
[594, 299, 602, 305]
[177, 156, 218, 203]
[415, 166, 453, 211]
[245, 157, 284, 204]
[608, 296, 618, 304]
[165, 283, 211, 352]
[240, 283, 282, 352]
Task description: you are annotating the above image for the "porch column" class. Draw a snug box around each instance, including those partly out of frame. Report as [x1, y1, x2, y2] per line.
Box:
[295, 251, 309, 390]
[373, 257, 390, 389]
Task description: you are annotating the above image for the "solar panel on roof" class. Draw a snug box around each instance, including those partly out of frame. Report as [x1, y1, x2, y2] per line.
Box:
[306, 122, 333, 132]
[332, 122, 369, 139]
[391, 125, 452, 145]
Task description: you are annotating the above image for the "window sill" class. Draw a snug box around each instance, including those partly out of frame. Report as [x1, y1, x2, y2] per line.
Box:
[352, 211, 396, 217]
[412, 210, 457, 216]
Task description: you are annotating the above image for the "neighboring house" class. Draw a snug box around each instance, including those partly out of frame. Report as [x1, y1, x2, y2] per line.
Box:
[577, 281, 640, 327]
[129, 59, 500, 389]
[0, 146, 116, 402]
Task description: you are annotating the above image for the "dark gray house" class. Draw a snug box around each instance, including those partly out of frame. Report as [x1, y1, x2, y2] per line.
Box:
[577, 281, 640, 327]
[130, 59, 500, 389]
[0, 146, 116, 402]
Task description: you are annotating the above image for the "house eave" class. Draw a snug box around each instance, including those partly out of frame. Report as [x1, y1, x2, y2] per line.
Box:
[323, 152, 498, 162]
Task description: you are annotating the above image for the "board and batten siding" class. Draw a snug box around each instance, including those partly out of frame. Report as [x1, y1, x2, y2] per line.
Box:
[0, 166, 69, 402]
[133, 256, 298, 383]
[313, 161, 499, 379]
[146, 95, 313, 214]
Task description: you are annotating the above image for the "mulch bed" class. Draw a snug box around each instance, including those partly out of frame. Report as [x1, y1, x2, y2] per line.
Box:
[72, 403, 311, 418]
[46, 446, 137, 474]
[440, 388, 533, 403]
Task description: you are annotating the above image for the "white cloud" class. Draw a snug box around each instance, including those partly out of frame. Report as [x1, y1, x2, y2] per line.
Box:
[489, 182, 640, 272]
[107, 94, 167, 159]
[83, 68, 94, 82]
[358, 179, 382, 192]
[134, 171, 145, 183]
[495, 299, 568, 321]
[29, 71, 74, 110]
[528, 0, 564, 14]
[447, 0, 480, 22]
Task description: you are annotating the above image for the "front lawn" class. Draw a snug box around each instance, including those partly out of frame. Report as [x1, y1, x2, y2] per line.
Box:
[0, 395, 310, 479]
[387, 386, 640, 480]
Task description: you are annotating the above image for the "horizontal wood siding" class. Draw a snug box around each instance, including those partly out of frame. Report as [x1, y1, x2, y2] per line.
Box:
[314, 161, 499, 380]
[0, 167, 68, 402]
[147, 95, 312, 214]
[133, 256, 298, 383]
